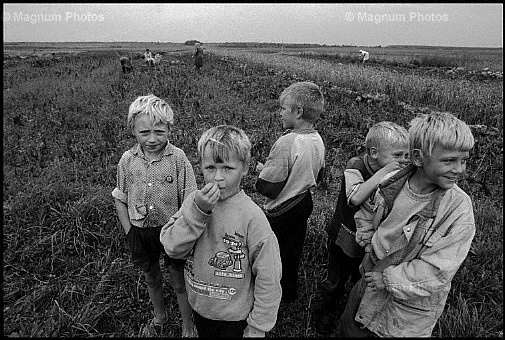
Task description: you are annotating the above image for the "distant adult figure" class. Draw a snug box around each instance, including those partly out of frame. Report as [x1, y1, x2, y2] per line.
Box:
[193, 43, 203, 72]
[120, 56, 133, 73]
[144, 48, 154, 66]
[359, 50, 369, 64]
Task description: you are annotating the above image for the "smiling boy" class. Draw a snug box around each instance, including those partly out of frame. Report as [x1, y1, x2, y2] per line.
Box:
[160, 125, 282, 338]
[338, 111, 476, 337]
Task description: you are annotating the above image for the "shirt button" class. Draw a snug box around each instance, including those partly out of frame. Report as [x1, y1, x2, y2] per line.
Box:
[407, 227, 411, 232]
[149, 205, 154, 210]
[148, 182, 152, 187]
[386, 250, 389, 253]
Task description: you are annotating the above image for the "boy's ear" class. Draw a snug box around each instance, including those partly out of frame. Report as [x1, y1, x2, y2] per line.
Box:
[411, 149, 423, 167]
[295, 106, 303, 118]
[369, 147, 379, 159]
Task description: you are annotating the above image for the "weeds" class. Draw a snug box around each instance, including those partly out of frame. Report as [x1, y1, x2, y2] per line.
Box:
[3, 45, 502, 337]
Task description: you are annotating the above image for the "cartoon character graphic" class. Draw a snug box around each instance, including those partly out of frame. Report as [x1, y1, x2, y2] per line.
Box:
[208, 233, 246, 275]
[208, 251, 233, 270]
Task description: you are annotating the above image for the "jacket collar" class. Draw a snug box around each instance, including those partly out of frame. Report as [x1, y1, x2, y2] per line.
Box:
[379, 164, 446, 219]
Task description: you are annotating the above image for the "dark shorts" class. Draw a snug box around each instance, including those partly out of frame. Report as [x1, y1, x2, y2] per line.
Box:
[193, 311, 247, 338]
[127, 225, 185, 273]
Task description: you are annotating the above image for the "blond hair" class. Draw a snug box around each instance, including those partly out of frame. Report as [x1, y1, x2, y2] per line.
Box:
[197, 125, 251, 168]
[279, 81, 324, 122]
[365, 121, 409, 153]
[409, 111, 474, 156]
[127, 94, 174, 132]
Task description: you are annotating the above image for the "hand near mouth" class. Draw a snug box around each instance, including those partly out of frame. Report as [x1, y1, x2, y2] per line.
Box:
[194, 182, 220, 213]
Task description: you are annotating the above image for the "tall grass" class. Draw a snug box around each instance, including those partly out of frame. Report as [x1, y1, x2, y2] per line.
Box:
[3, 47, 502, 337]
[209, 48, 503, 130]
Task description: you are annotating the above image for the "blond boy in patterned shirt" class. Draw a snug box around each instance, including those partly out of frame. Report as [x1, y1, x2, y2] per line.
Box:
[112, 94, 197, 337]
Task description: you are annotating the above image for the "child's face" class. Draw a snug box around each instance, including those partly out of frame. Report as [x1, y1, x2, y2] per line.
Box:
[200, 146, 247, 201]
[279, 97, 298, 129]
[418, 144, 469, 190]
[133, 115, 169, 158]
[374, 142, 409, 168]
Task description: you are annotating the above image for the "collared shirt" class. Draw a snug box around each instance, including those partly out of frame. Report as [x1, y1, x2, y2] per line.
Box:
[112, 142, 197, 228]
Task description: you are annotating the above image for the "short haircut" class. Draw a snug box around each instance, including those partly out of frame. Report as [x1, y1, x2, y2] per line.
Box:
[409, 111, 474, 156]
[197, 125, 251, 168]
[127, 94, 174, 132]
[279, 81, 324, 122]
[365, 121, 409, 153]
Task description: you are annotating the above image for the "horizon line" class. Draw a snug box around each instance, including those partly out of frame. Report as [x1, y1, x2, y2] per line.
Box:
[3, 41, 503, 49]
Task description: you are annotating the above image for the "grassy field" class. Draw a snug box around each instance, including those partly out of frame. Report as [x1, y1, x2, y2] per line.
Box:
[3, 42, 503, 337]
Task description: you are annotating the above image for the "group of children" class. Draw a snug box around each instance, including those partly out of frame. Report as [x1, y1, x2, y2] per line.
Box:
[112, 81, 476, 337]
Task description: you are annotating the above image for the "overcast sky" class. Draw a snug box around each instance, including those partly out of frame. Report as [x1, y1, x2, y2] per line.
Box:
[3, 3, 503, 47]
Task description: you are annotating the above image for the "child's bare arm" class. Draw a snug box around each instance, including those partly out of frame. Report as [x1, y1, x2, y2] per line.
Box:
[349, 161, 403, 206]
[114, 198, 132, 234]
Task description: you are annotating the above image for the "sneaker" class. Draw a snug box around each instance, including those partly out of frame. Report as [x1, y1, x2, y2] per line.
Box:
[315, 310, 336, 335]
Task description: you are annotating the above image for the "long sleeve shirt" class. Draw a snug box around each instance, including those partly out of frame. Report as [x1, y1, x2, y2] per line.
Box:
[355, 165, 475, 337]
[160, 190, 282, 336]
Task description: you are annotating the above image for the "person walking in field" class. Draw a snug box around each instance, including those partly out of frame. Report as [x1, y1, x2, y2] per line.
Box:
[112, 94, 197, 337]
[359, 50, 369, 64]
[338, 112, 476, 337]
[193, 43, 204, 72]
[160, 125, 282, 337]
[255, 81, 326, 303]
[315, 122, 409, 335]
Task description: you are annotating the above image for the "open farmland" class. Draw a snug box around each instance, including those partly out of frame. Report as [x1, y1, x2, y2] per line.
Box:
[3, 42, 503, 337]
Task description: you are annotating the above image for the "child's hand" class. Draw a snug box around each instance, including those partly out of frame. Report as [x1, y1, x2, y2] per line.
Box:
[364, 244, 373, 253]
[256, 162, 265, 172]
[356, 230, 373, 247]
[194, 182, 220, 213]
[364, 271, 385, 291]
[382, 161, 404, 174]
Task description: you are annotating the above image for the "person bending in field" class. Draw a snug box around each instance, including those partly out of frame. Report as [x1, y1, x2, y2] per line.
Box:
[359, 50, 369, 65]
[160, 125, 282, 337]
[315, 121, 409, 335]
[338, 112, 476, 337]
[112, 94, 197, 337]
[255, 81, 325, 303]
[119, 56, 133, 73]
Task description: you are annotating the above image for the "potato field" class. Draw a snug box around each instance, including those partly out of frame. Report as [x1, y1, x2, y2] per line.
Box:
[3, 42, 503, 337]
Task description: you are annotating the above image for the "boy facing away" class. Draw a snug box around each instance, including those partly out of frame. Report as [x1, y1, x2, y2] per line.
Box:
[315, 122, 409, 334]
[112, 94, 197, 337]
[255, 81, 326, 303]
[160, 125, 282, 338]
[338, 112, 476, 337]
